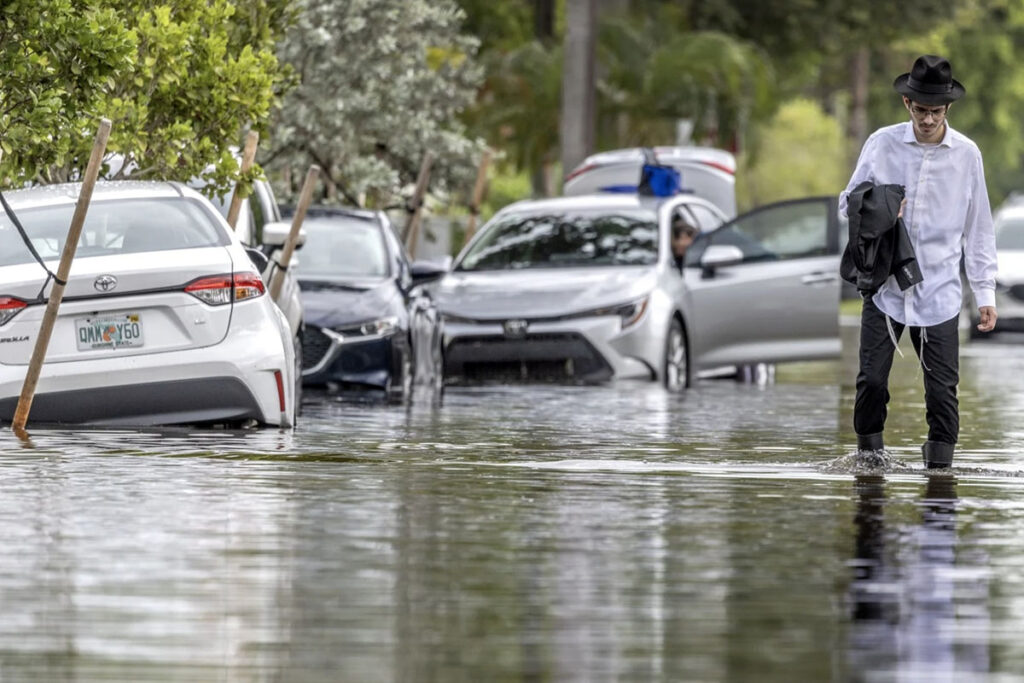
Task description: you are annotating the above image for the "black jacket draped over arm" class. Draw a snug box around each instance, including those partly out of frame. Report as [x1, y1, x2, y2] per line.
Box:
[840, 181, 923, 296]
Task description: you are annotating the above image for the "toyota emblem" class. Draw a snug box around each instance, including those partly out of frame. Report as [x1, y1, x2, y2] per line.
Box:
[503, 319, 529, 339]
[94, 275, 118, 292]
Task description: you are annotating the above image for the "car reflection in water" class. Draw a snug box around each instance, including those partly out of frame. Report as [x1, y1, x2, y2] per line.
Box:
[846, 475, 990, 680]
[292, 206, 445, 402]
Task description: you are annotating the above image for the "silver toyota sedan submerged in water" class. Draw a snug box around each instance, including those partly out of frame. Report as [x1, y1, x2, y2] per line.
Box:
[435, 193, 843, 390]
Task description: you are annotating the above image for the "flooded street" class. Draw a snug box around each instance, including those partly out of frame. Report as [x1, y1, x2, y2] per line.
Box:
[3, 324, 1024, 681]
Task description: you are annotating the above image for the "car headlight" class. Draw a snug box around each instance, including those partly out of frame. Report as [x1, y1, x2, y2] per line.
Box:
[569, 296, 649, 328]
[335, 316, 399, 337]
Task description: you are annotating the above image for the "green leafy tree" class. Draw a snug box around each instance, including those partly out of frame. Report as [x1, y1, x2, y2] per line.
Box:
[0, 1, 133, 185]
[457, 0, 535, 51]
[737, 99, 846, 209]
[599, 20, 775, 150]
[472, 42, 564, 194]
[0, 0, 291, 195]
[881, 0, 1024, 204]
[268, 0, 485, 208]
[467, 5, 772, 196]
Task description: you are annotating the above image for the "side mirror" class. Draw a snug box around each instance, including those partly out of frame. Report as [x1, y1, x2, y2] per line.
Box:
[244, 247, 270, 273]
[700, 244, 744, 277]
[409, 259, 448, 284]
[263, 220, 307, 250]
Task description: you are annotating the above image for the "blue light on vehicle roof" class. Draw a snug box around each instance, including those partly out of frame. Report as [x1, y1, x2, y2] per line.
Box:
[639, 164, 681, 197]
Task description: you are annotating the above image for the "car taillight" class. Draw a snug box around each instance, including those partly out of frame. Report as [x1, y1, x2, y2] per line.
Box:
[184, 274, 265, 305]
[232, 273, 266, 302]
[564, 163, 597, 183]
[274, 369, 286, 413]
[701, 160, 735, 175]
[0, 296, 27, 326]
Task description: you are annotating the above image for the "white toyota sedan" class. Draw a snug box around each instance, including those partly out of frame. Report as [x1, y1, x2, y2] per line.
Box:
[0, 181, 298, 427]
[437, 192, 843, 389]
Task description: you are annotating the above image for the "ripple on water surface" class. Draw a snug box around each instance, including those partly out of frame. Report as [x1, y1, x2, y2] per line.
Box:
[2, 351, 1024, 679]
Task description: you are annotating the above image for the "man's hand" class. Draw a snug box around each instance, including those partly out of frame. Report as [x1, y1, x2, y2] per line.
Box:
[977, 306, 998, 333]
[898, 198, 907, 218]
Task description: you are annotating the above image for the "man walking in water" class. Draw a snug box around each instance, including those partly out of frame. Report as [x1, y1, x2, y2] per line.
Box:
[840, 54, 998, 469]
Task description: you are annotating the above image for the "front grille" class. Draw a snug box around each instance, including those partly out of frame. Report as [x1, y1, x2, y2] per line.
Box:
[302, 326, 333, 370]
[445, 332, 612, 384]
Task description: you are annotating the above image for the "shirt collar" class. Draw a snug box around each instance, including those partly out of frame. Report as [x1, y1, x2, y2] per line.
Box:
[901, 120, 954, 148]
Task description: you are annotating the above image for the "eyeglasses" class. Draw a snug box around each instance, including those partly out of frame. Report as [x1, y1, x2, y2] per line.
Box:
[909, 104, 947, 120]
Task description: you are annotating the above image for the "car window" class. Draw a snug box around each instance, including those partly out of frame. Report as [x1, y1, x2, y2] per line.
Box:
[255, 180, 282, 222]
[249, 194, 266, 243]
[457, 207, 659, 271]
[293, 216, 389, 279]
[0, 198, 229, 266]
[249, 180, 282, 245]
[684, 202, 725, 231]
[382, 216, 412, 279]
[996, 215, 1024, 249]
[199, 188, 254, 240]
[671, 205, 700, 229]
[685, 199, 829, 266]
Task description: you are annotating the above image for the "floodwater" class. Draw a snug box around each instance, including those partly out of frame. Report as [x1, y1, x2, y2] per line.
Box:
[3, 324, 1024, 681]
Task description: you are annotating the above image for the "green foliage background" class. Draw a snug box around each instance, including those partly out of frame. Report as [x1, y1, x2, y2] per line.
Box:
[0, 0, 291, 196]
[737, 99, 847, 210]
[5, 0, 1024, 216]
[459, 0, 1023, 213]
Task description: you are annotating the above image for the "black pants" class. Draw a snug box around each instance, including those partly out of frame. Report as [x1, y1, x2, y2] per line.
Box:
[855, 298, 959, 444]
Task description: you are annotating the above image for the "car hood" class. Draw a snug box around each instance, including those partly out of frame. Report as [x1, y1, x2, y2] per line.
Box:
[997, 250, 1024, 286]
[299, 278, 397, 327]
[435, 267, 656, 319]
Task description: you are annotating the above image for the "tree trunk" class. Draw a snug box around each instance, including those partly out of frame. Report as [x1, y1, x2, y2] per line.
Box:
[560, 0, 597, 182]
[847, 48, 870, 168]
[530, 165, 548, 198]
[534, 0, 555, 43]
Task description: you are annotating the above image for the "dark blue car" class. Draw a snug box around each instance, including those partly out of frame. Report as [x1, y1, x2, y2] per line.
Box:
[291, 206, 446, 401]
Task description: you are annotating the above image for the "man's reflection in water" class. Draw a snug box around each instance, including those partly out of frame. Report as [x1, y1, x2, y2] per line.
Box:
[846, 474, 990, 681]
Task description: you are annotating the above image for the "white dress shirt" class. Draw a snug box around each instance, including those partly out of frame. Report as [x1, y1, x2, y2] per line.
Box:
[840, 121, 997, 327]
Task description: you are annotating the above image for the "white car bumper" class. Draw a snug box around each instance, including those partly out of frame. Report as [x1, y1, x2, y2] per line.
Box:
[0, 305, 292, 427]
[442, 313, 663, 383]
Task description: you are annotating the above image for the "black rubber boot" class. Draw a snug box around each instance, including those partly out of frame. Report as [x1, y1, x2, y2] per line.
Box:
[857, 432, 884, 452]
[922, 440, 955, 469]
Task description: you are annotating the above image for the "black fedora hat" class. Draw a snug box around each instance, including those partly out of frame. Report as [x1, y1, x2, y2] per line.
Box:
[893, 55, 965, 105]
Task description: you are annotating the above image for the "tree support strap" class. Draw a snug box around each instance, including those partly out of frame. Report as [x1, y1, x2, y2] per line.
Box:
[0, 190, 67, 301]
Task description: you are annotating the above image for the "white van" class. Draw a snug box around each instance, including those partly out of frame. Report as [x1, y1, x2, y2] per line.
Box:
[563, 146, 737, 219]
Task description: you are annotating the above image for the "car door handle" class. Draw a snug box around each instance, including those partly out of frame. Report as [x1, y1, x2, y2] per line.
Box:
[801, 272, 838, 285]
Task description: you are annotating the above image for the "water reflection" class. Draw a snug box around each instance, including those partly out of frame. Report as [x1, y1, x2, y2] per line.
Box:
[7, 332, 1024, 679]
[847, 474, 990, 681]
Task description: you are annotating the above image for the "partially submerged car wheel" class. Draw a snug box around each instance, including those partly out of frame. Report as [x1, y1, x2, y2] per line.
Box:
[386, 347, 414, 404]
[664, 318, 690, 392]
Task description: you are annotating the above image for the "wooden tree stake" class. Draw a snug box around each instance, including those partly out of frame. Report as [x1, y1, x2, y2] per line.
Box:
[12, 119, 113, 433]
[402, 152, 435, 258]
[463, 148, 492, 247]
[225, 130, 260, 230]
[269, 165, 319, 302]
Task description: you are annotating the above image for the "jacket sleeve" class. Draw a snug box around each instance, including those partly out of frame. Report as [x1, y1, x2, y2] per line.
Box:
[839, 133, 879, 219]
[963, 150, 997, 309]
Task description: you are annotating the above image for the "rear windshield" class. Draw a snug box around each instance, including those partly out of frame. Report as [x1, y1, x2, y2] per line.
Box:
[457, 207, 659, 271]
[0, 197, 228, 266]
[293, 216, 389, 279]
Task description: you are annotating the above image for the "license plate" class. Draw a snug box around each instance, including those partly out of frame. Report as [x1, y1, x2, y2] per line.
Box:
[75, 313, 144, 350]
